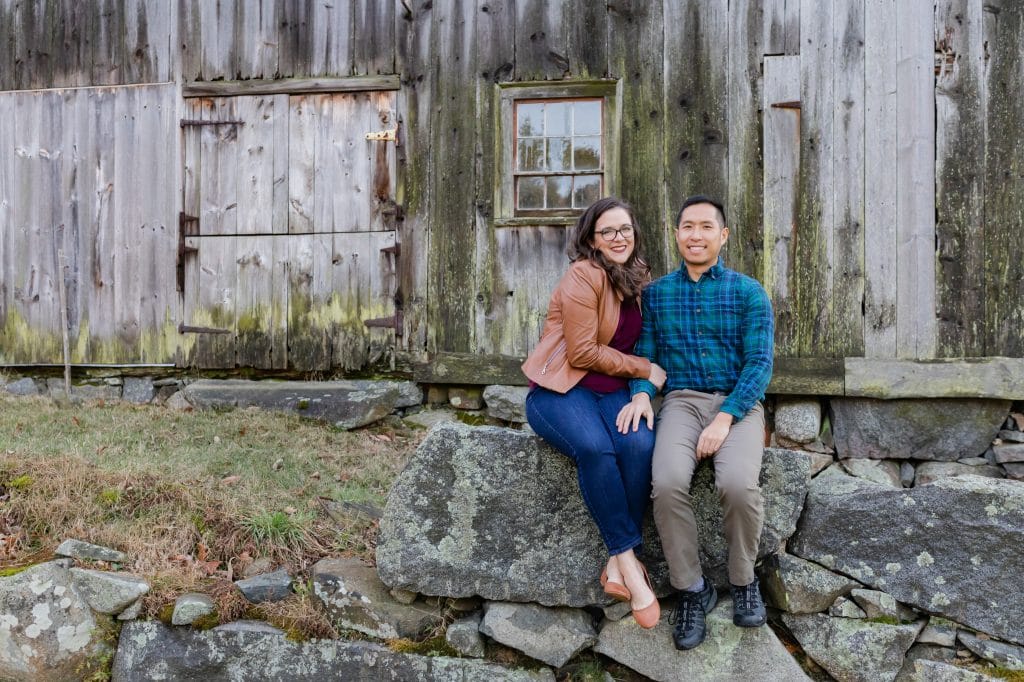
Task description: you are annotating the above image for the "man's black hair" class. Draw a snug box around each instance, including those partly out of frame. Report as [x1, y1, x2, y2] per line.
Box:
[675, 195, 726, 228]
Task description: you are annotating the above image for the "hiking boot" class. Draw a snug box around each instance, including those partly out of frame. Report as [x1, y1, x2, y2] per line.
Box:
[731, 577, 767, 627]
[670, 576, 717, 650]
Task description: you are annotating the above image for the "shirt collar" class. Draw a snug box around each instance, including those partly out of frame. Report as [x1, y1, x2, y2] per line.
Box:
[677, 258, 725, 281]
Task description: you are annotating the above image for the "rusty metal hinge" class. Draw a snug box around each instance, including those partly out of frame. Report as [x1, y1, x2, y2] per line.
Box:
[178, 323, 231, 335]
[180, 119, 244, 127]
[365, 128, 398, 142]
[770, 101, 801, 110]
[364, 311, 404, 337]
[380, 243, 400, 257]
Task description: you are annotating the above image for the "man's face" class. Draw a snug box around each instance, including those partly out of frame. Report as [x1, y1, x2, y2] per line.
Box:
[675, 202, 728, 273]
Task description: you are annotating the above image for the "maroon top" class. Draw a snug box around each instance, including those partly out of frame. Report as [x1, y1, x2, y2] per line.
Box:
[577, 297, 642, 393]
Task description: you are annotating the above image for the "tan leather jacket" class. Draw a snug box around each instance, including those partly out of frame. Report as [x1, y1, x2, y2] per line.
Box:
[521, 259, 651, 393]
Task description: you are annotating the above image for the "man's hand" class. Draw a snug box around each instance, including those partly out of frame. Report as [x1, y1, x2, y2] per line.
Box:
[696, 412, 733, 459]
[616, 393, 653, 434]
[648, 363, 667, 391]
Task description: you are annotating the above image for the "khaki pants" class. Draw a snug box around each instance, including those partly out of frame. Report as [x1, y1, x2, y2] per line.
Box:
[651, 389, 764, 588]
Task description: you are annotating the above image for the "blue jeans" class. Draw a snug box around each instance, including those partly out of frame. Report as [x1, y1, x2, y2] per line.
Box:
[526, 386, 655, 555]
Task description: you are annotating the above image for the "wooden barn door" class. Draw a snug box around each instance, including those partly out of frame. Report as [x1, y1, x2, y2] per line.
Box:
[179, 91, 400, 371]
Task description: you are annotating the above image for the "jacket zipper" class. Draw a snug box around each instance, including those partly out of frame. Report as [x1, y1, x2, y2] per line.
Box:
[540, 340, 566, 375]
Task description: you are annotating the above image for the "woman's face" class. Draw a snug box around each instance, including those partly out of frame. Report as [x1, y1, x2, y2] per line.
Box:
[589, 207, 635, 265]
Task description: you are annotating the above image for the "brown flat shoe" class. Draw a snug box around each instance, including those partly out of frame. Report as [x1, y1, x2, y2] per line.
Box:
[631, 563, 661, 629]
[600, 567, 631, 602]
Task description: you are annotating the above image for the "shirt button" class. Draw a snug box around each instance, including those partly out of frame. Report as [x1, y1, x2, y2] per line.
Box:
[696, 307, 701, 312]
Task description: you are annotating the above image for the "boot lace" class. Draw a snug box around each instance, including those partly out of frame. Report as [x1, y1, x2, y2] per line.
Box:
[732, 579, 762, 612]
[669, 592, 699, 633]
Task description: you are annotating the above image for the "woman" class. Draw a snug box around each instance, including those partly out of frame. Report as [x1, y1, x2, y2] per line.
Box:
[522, 197, 666, 628]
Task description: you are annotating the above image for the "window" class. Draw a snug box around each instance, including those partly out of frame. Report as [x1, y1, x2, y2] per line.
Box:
[496, 81, 620, 225]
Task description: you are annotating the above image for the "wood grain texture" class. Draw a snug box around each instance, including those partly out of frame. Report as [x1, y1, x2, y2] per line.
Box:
[763, 0, 801, 55]
[935, 0, 987, 357]
[982, 0, 1024, 356]
[895, 0, 936, 359]
[762, 56, 801, 357]
[863, 0, 898, 358]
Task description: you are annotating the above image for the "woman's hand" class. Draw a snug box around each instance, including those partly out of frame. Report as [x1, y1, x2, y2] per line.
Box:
[647, 363, 667, 390]
[616, 393, 654, 434]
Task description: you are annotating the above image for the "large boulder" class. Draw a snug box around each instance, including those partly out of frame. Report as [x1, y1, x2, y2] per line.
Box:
[782, 612, 923, 682]
[480, 602, 596, 668]
[595, 596, 809, 681]
[759, 552, 860, 614]
[788, 468, 1024, 644]
[0, 561, 113, 682]
[829, 398, 1009, 461]
[377, 423, 810, 606]
[111, 620, 554, 681]
[183, 379, 421, 430]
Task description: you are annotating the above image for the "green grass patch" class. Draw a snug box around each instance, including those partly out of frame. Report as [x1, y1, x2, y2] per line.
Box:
[6, 474, 33, 490]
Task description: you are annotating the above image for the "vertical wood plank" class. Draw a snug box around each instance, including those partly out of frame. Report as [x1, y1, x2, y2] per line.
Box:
[198, 99, 240, 236]
[288, 95, 316, 234]
[795, 0, 834, 357]
[352, 0, 395, 76]
[661, 0, 726, 277]
[896, 0, 936, 358]
[330, 231, 398, 369]
[122, 0, 173, 83]
[762, 56, 801, 357]
[566, 0, 609, 78]
[286, 233, 331, 371]
[88, 88, 119, 360]
[832, 0, 865, 357]
[92, 0, 125, 85]
[727, 0, 766, 280]
[0, 0, 18, 91]
[235, 235, 281, 368]
[764, 0, 801, 55]
[113, 87, 143, 361]
[279, 0, 312, 79]
[0, 92, 14, 352]
[179, 0, 202, 82]
[863, 0, 898, 358]
[935, 0, 987, 357]
[514, 0, 568, 81]
[983, 0, 1024, 356]
[235, 95, 280, 235]
[311, 0, 352, 76]
[192, 236, 238, 367]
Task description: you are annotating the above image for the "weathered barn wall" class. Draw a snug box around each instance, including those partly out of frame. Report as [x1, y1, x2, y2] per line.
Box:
[0, 0, 1023, 379]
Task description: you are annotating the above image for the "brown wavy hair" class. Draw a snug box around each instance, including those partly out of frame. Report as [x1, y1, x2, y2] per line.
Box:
[566, 196, 651, 298]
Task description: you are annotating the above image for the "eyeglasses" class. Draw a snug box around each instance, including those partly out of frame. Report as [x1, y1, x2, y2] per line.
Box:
[596, 225, 635, 242]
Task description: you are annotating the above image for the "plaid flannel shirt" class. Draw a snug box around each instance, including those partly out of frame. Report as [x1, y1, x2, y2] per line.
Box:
[629, 260, 774, 420]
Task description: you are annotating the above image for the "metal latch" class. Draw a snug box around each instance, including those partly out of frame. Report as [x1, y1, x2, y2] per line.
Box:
[365, 128, 398, 142]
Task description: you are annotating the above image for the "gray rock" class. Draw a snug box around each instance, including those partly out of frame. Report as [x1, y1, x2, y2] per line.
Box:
[311, 557, 443, 639]
[849, 588, 917, 623]
[182, 379, 422, 430]
[403, 408, 460, 430]
[212, 620, 286, 636]
[958, 632, 1024, 670]
[959, 457, 994, 466]
[830, 596, 867, 618]
[918, 617, 960, 647]
[117, 599, 143, 621]
[0, 561, 112, 682]
[378, 423, 810, 605]
[895, 644, 959, 682]
[483, 385, 529, 423]
[830, 398, 1010, 461]
[234, 569, 292, 603]
[55, 538, 128, 563]
[172, 592, 216, 625]
[164, 390, 193, 411]
[389, 587, 418, 605]
[905, 659, 999, 681]
[69, 568, 150, 615]
[901, 461, 916, 487]
[808, 451, 835, 476]
[449, 386, 484, 410]
[840, 459, 903, 487]
[241, 557, 276, 579]
[992, 443, 1024, 464]
[775, 398, 822, 444]
[915, 461, 1003, 486]
[122, 377, 156, 404]
[783, 612, 923, 682]
[788, 468, 1024, 645]
[998, 430, 1024, 443]
[112, 620, 554, 681]
[446, 613, 485, 658]
[480, 602, 596, 668]
[760, 553, 860, 614]
[4, 377, 40, 396]
[601, 600, 633, 622]
[450, 596, 482, 612]
[46, 378, 121, 402]
[1003, 462, 1024, 480]
[596, 596, 809, 681]
[152, 377, 181, 388]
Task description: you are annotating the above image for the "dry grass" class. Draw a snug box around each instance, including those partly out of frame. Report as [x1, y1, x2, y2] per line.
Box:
[0, 393, 425, 624]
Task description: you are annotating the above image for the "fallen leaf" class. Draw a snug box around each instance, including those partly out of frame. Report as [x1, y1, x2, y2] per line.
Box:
[95, 445, 107, 455]
[71, 416, 81, 427]
[213, 436, 221, 444]
[284, 506, 297, 515]
[309, 471, 321, 480]
[377, 434, 392, 442]
[197, 543, 209, 562]
[199, 560, 220, 575]
[272, 458, 284, 471]
[221, 475, 241, 486]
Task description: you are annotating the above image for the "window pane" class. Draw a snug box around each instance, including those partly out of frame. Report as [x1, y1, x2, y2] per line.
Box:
[517, 103, 544, 137]
[573, 136, 601, 170]
[517, 177, 545, 209]
[547, 176, 572, 208]
[517, 139, 545, 171]
[546, 102, 570, 136]
[547, 137, 570, 172]
[573, 175, 602, 208]
[573, 101, 601, 135]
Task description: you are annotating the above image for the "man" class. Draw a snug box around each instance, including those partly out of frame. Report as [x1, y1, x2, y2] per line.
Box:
[616, 195, 774, 650]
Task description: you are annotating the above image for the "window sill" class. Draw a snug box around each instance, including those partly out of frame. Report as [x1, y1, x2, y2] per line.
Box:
[493, 216, 577, 228]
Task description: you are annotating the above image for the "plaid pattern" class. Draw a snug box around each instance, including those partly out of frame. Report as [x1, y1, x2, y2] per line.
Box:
[629, 260, 774, 420]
